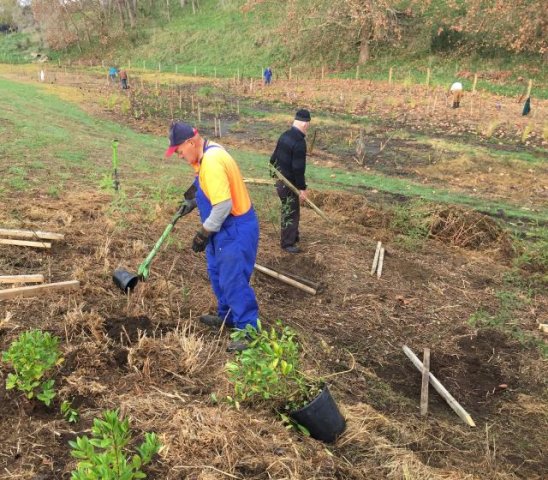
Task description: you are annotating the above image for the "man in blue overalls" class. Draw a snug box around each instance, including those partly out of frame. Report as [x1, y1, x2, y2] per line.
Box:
[165, 122, 259, 351]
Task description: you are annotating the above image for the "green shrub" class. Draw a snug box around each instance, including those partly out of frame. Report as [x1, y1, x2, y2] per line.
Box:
[61, 400, 80, 423]
[2, 330, 63, 406]
[69, 409, 161, 480]
[226, 321, 316, 409]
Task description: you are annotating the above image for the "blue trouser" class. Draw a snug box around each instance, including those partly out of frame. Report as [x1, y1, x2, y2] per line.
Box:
[193, 159, 259, 330]
[205, 209, 259, 329]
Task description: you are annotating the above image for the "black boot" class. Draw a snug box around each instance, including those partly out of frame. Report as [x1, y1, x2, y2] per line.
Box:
[199, 314, 225, 328]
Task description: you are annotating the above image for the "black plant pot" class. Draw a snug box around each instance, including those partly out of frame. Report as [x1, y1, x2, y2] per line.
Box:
[289, 384, 346, 443]
[112, 268, 139, 293]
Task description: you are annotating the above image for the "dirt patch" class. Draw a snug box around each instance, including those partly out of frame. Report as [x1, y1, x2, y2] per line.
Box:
[105, 315, 153, 343]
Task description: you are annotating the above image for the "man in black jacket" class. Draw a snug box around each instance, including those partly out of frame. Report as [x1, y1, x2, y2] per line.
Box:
[269, 109, 311, 253]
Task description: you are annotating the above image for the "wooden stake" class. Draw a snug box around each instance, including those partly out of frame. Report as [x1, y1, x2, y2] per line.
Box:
[254, 264, 316, 295]
[472, 73, 478, 93]
[420, 348, 430, 416]
[0, 275, 44, 284]
[0, 280, 80, 301]
[377, 247, 385, 278]
[289, 66, 292, 81]
[218, 118, 222, 138]
[321, 65, 325, 80]
[403, 345, 476, 427]
[388, 67, 393, 85]
[0, 239, 51, 249]
[0, 229, 64, 241]
[370, 241, 381, 275]
[356, 65, 359, 79]
[426, 68, 431, 87]
[526, 79, 533, 98]
[308, 129, 317, 156]
[271, 169, 331, 223]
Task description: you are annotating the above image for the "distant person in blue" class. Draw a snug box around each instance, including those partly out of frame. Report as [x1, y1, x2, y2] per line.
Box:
[263, 67, 272, 86]
[522, 97, 531, 116]
[108, 66, 118, 84]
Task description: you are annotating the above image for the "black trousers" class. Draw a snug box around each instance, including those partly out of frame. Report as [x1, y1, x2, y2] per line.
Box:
[276, 181, 300, 248]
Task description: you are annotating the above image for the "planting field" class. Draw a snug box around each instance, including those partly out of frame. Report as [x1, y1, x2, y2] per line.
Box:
[0, 65, 547, 479]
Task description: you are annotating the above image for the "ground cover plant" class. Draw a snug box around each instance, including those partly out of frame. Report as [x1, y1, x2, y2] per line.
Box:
[2, 330, 62, 406]
[0, 59, 546, 479]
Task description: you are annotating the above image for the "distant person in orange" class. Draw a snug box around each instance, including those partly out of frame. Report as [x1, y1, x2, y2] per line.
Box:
[449, 81, 463, 108]
[119, 69, 129, 89]
[165, 122, 259, 351]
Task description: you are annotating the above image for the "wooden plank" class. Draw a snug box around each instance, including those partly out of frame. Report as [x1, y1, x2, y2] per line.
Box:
[0, 228, 64, 241]
[370, 241, 381, 275]
[420, 348, 430, 416]
[0, 280, 80, 301]
[271, 169, 331, 223]
[0, 239, 51, 249]
[254, 263, 316, 295]
[403, 345, 476, 427]
[0, 275, 45, 284]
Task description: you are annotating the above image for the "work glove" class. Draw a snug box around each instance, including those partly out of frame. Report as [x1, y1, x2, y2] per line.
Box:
[177, 198, 197, 217]
[192, 229, 209, 253]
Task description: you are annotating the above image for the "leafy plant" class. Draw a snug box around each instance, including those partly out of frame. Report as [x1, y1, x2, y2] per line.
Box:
[61, 400, 80, 423]
[226, 321, 317, 410]
[69, 409, 161, 480]
[2, 330, 63, 406]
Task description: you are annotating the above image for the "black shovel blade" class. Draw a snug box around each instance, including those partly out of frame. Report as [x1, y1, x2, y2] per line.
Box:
[113, 268, 139, 293]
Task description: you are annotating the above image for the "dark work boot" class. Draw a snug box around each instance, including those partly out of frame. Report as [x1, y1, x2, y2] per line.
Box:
[199, 314, 225, 329]
[283, 245, 301, 254]
[226, 339, 249, 352]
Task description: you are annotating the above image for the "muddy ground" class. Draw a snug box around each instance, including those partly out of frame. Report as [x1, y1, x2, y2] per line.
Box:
[0, 67, 547, 479]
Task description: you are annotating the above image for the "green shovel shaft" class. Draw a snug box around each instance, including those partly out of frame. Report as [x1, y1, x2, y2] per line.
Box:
[137, 212, 182, 279]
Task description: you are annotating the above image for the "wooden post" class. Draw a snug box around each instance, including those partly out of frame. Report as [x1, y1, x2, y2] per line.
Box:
[420, 348, 430, 416]
[403, 345, 476, 427]
[370, 241, 381, 275]
[388, 67, 393, 85]
[254, 264, 316, 295]
[0, 280, 80, 301]
[289, 66, 292, 81]
[526, 79, 533, 98]
[250, 78, 253, 93]
[321, 65, 325, 80]
[356, 65, 359, 79]
[472, 73, 478, 93]
[218, 118, 222, 138]
[179, 89, 183, 109]
[214, 117, 218, 136]
[426, 68, 431, 87]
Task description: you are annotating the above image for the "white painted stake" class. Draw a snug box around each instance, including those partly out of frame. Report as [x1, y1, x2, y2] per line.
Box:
[377, 247, 385, 278]
[370, 241, 382, 275]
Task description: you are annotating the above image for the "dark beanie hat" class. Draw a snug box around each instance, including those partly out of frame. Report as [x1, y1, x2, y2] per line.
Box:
[295, 109, 311, 122]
